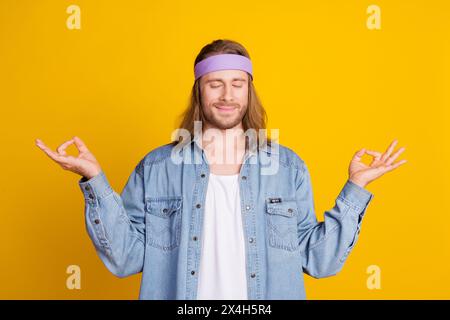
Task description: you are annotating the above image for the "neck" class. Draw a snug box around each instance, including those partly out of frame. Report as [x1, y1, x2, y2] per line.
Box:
[201, 122, 247, 166]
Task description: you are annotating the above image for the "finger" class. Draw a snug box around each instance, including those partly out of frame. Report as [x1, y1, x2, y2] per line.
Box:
[385, 147, 406, 165]
[57, 139, 75, 156]
[73, 136, 90, 153]
[385, 159, 407, 172]
[352, 148, 366, 162]
[365, 149, 382, 160]
[36, 139, 66, 163]
[381, 139, 398, 162]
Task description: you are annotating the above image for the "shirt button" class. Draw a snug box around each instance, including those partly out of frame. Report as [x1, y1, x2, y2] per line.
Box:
[89, 194, 94, 200]
[191, 270, 196, 275]
[196, 203, 201, 209]
[242, 176, 247, 180]
[162, 208, 168, 213]
[246, 205, 251, 211]
[250, 273, 256, 278]
[94, 219, 100, 224]
[193, 236, 198, 241]
[249, 237, 254, 243]
[288, 208, 293, 213]
[84, 185, 90, 191]
[200, 173, 206, 178]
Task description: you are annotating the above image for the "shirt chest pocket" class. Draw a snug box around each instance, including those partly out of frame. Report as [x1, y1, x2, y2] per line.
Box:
[145, 196, 183, 251]
[265, 198, 299, 252]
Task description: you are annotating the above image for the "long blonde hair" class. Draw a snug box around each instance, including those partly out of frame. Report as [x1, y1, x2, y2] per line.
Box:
[174, 39, 272, 147]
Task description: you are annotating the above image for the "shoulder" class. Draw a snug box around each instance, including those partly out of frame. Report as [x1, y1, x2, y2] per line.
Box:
[141, 142, 177, 165]
[131, 142, 177, 176]
[272, 142, 306, 172]
[133, 142, 177, 175]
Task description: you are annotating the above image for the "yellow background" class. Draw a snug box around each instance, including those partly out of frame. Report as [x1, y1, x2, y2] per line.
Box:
[1, 0, 449, 299]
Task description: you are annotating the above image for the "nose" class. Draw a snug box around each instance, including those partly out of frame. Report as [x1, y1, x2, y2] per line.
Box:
[220, 83, 234, 102]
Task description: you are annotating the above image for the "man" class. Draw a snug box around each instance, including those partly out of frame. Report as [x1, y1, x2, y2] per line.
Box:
[35, 39, 406, 299]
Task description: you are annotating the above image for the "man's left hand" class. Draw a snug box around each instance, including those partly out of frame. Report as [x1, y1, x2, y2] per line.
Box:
[348, 139, 407, 188]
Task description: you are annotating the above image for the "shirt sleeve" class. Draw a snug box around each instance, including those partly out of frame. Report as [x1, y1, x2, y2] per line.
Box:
[78, 159, 146, 278]
[295, 161, 374, 278]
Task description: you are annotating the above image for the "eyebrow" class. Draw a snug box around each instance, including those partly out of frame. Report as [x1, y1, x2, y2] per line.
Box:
[205, 78, 247, 83]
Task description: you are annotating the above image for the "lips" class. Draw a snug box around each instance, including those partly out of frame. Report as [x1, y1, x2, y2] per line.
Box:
[215, 105, 236, 111]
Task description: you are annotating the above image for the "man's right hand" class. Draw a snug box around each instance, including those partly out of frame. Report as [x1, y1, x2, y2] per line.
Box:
[35, 136, 102, 180]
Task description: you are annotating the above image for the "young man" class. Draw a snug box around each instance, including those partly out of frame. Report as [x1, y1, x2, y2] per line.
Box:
[36, 39, 406, 300]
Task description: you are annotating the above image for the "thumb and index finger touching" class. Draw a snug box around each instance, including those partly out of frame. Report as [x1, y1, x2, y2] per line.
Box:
[35, 136, 89, 164]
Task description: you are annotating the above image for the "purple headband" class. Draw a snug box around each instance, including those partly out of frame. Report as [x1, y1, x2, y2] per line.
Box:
[194, 54, 253, 80]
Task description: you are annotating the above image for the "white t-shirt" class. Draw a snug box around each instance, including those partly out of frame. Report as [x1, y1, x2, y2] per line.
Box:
[196, 172, 248, 300]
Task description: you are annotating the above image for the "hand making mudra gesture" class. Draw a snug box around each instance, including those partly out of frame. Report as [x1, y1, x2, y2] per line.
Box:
[35, 136, 407, 188]
[35, 136, 102, 180]
[347, 139, 407, 188]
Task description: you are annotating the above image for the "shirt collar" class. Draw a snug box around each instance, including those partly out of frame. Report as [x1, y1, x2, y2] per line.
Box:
[189, 134, 278, 156]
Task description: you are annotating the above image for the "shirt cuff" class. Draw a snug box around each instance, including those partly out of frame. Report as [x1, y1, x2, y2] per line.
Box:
[78, 170, 113, 201]
[337, 179, 374, 211]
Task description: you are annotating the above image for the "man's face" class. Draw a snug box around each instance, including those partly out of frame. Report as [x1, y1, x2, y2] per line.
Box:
[199, 69, 249, 130]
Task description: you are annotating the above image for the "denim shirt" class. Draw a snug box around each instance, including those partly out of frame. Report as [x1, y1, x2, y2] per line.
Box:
[78, 139, 374, 300]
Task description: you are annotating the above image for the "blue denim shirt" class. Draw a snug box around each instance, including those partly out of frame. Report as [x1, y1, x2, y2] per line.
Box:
[78, 139, 373, 300]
